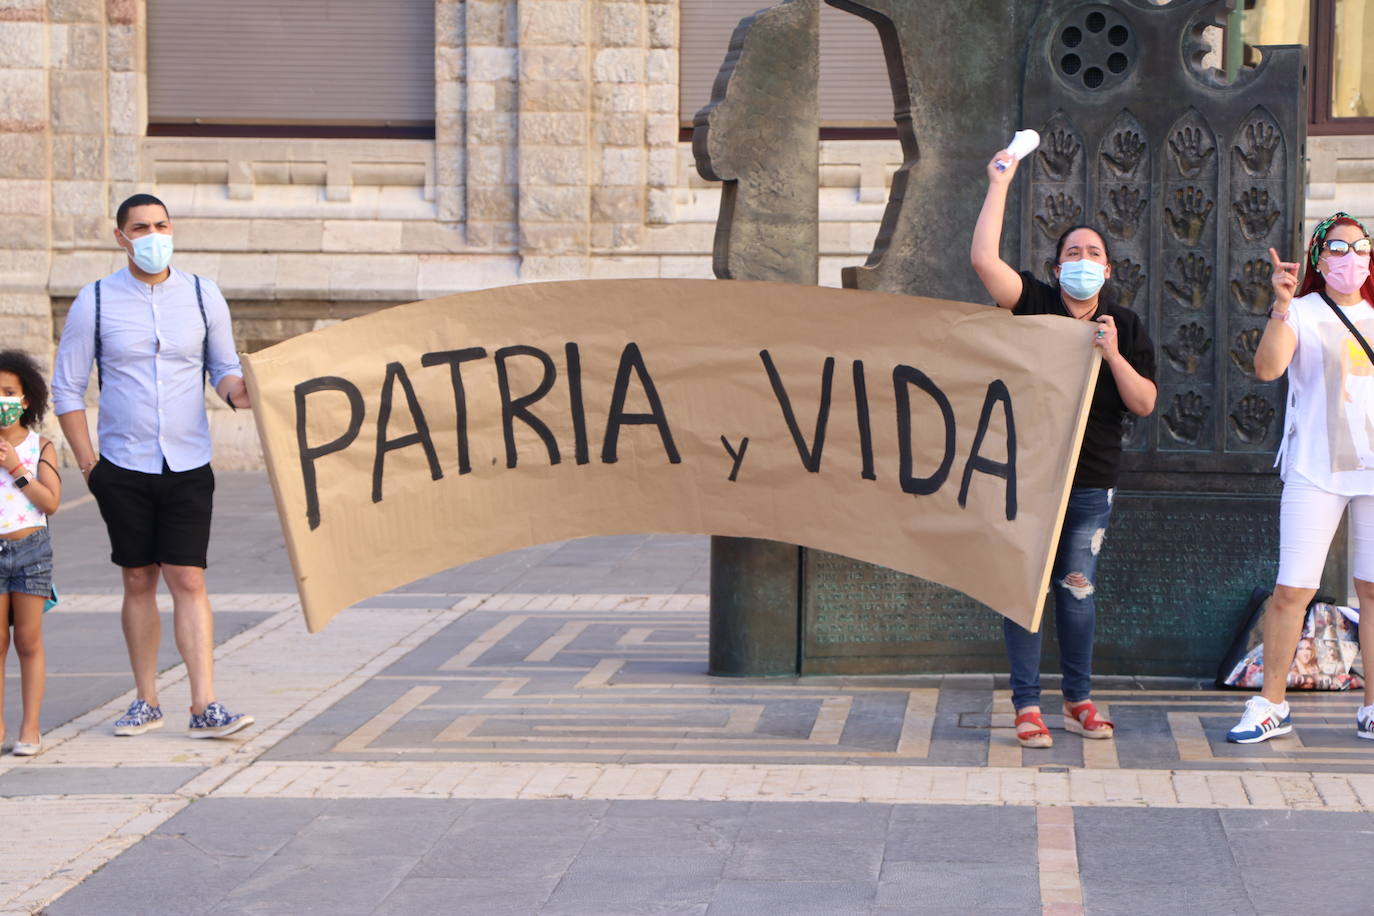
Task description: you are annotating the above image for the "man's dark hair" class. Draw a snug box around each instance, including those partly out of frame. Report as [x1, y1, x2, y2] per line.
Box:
[0, 350, 49, 429]
[116, 193, 170, 230]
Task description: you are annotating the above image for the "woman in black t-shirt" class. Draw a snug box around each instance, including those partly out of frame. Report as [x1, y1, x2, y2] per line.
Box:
[970, 147, 1157, 749]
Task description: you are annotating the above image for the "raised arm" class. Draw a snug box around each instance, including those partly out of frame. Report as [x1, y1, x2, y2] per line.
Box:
[1253, 247, 1299, 381]
[970, 151, 1026, 309]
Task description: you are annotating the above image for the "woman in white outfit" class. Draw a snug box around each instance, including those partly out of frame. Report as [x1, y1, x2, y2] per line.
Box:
[1228, 212, 1374, 744]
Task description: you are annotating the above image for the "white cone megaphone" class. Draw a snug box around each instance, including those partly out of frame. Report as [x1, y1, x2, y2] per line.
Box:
[995, 129, 1041, 171]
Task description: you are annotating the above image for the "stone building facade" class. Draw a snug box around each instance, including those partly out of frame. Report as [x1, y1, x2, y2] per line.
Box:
[0, 0, 1370, 467]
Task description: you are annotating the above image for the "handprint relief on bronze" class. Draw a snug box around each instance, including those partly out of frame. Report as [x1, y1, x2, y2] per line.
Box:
[1111, 258, 1146, 311]
[1233, 187, 1280, 241]
[1168, 126, 1216, 178]
[1164, 187, 1214, 246]
[1229, 328, 1264, 376]
[1233, 121, 1280, 177]
[1163, 391, 1209, 444]
[1229, 394, 1275, 444]
[1097, 185, 1148, 240]
[1164, 322, 1212, 374]
[1102, 130, 1146, 178]
[1164, 254, 1212, 310]
[1229, 259, 1273, 314]
[1037, 129, 1081, 181]
[1034, 191, 1083, 241]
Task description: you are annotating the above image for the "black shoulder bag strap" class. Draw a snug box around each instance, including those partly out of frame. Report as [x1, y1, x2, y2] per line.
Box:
[95, 274, 210, 390]
[193, 274, 210, 390]
[93, 279, 102, 390]
[1319, 290, 1374, 366]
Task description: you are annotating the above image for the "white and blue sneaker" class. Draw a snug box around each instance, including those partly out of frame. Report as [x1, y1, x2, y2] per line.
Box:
[1358, 705, 1374, 741]
[113, 699, 164, 736]
[1227, 695, 1292, 744]
[188, 702, 254, 739]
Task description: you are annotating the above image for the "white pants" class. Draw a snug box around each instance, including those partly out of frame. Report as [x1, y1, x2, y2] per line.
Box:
[1278, 474, 1374, 588]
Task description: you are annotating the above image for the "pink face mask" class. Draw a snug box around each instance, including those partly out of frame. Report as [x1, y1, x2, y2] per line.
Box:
[1324, 252, 1371, 295]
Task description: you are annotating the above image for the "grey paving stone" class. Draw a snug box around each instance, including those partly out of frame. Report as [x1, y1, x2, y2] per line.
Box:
[706, 879, 874, 916]
[1238, 858, 1367, 914]
[885, 804, 1038, 865]
[277, 806, 460, 859]
[456, 797, 611, 830]
[156, 798, 330, 858]
[1074, 808, 1251, 910]
[1219, 809, 1374, 831]
[741, 800, 890, 836]
[0, 765, 198, 796]
[875, 861, 1040, 911]
[723, 834, 884, 882]
[567, 853, 727, 880]
[207, 854, 417, 915]
[581, 812, 745, 857]
[1227, 826, 1374, 870]
[605, 799, 751, 818]
[1287, 725, 1369, 747]
[374, 875, 560, 916]
[925, 687, 995, 766]
[836, 693, 908, 750]
[541, 868, 716, 916]
[1081, 885, 1257, 916]
[44, 833, 266, 916]
[412, 833, 586, 879]
[873, 909, 1038, 916]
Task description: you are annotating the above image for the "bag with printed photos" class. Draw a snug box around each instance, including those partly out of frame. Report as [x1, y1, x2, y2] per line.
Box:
[1217, 589, 1364, 691]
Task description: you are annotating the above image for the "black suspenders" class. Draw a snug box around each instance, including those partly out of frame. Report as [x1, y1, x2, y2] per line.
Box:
[94, 274, 209, 391]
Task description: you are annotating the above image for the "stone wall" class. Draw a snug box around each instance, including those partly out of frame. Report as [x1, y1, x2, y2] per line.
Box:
[0, 0, 1371, 471]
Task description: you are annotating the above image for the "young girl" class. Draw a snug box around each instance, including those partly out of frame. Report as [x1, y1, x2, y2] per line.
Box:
[0, 350, 62, 756]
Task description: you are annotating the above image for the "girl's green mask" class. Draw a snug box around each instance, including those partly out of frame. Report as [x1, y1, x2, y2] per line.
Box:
[0, 397, 24, 427]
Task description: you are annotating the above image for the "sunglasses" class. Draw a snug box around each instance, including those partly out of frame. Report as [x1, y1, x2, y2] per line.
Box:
[1322, 238, 1373, 258]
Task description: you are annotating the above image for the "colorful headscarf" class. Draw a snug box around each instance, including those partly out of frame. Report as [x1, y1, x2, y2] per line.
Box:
[1308, 211, 1371, 268]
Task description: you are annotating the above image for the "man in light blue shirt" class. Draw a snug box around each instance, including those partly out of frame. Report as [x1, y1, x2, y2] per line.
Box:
[52, 193, 254, 739]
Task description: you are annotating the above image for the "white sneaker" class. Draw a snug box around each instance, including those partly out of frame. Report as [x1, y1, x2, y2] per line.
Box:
[1227, 695, 1292, 744]
[1358, 705, 1374, 741]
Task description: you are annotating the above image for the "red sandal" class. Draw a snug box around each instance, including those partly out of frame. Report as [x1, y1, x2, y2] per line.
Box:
[1064, 700, 1114, 739]
[1014, 710, 1053, 748]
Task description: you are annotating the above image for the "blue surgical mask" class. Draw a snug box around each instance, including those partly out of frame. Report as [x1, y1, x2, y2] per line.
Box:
[121, 230, 174, 274]
[1058, 259, 1107, 300]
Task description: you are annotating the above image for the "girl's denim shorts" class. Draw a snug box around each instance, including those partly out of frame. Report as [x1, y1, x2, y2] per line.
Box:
[0, 527, 52, 599]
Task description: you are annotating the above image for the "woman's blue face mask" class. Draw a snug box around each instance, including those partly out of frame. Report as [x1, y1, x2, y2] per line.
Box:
[1058, 259, 1107, 300]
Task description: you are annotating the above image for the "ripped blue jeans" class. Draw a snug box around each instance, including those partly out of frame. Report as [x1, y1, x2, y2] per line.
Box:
[1003, 486, 1115, 710]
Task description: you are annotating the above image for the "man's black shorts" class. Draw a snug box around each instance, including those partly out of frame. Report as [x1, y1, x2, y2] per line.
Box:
[87, 458, 215, 568]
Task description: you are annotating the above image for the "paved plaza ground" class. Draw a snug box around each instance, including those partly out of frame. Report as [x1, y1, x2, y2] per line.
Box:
[0, 472, 1371, 915]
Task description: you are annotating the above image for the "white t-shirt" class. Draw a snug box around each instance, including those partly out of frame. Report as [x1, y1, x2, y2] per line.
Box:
[1278, 290, 1374, 495]
[0, 430, 46, 534]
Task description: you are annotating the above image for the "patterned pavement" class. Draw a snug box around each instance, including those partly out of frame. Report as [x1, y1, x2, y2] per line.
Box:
[0, 473, 1370, 915]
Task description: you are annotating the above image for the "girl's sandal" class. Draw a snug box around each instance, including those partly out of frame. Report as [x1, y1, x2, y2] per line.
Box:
[1064, 700, 1114, 739]
[1014, 710, 1053, 748]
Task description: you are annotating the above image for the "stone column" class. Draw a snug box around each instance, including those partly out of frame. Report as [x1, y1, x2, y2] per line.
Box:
[435, 0, 467, 225]
[465, 0, 519, 251]
[589, 1, 647, 253]
[49, 0, 112, 258]
[643, 0, 677, 227]
[0, 2, 52, 362]
[517, 0, 592, 280]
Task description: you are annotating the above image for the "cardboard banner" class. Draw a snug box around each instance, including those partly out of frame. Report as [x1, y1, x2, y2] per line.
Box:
[243, 279, 1100, 633]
